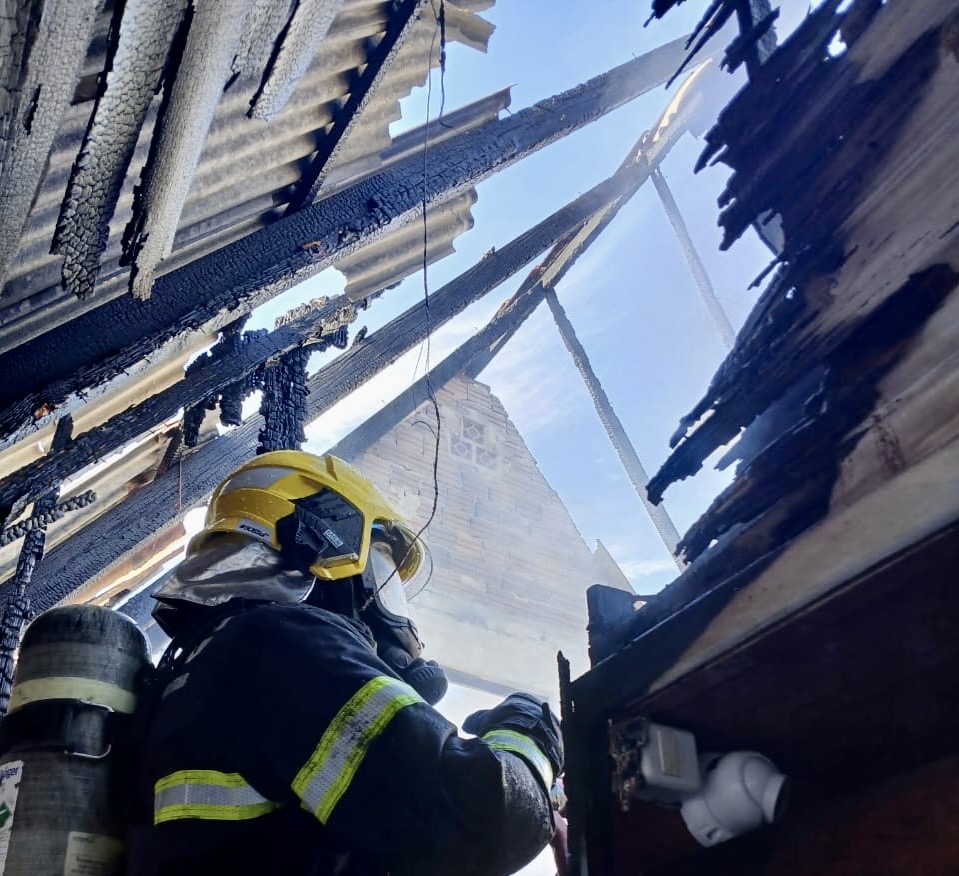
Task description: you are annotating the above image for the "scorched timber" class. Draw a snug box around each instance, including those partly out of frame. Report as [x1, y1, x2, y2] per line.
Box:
[0, 0, 101, 288]
[0, 156, 659, 518]
[250, 0, 347, 121]
[123, 0, 256, 299]
[286, 0, 430, 208]
[0, 36, 689, 444]
[53, 0, 189, 300]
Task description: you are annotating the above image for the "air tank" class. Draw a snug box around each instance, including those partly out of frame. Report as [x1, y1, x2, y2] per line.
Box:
[0, 605, 151, 875]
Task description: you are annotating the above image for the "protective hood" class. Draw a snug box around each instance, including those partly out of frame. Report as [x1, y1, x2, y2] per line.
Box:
[154, 534, 313, 611]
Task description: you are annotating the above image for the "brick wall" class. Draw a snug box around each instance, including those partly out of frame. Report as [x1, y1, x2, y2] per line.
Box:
[345, 374, 598, 698]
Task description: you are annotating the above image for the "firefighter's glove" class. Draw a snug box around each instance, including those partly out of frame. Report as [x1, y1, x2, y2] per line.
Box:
[463, 692, 564, 778]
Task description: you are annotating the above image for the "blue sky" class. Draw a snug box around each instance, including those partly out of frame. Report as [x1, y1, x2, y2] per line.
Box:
[261, 0, 774, 595]
[245, 2, 812, 596]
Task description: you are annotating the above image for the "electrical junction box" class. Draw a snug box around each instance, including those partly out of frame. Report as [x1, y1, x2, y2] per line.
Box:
[637, 721, 701, 804]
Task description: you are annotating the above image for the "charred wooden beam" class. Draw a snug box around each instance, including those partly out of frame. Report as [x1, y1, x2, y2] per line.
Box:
[331, 283, 548, 461]
[0, 36, 689, 446]
[52, 0, 189, 300]
[0, 490, 98, 548]
[545, 288, 685, 565]
[0, 415, 73, 715]
[286, 0, 429, 207]
[0, 298, 352, 520]
[257, 346, 312, 452]
[651, 168, 735, 350]
[231, 0, 295, 82]
[249, 0, 347, 121]
[0, 0, 101, 288]
[0, 102, 684, 518]
[122, 0, 256, 300]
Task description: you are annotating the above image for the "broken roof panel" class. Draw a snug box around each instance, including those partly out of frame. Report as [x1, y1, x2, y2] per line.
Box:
[0, 0, 494, 346]
[600, 0, 959, 658]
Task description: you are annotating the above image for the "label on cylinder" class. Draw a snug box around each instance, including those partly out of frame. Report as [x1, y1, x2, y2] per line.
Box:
[63, 832, 124, 876]
[0, 760, 23, 875]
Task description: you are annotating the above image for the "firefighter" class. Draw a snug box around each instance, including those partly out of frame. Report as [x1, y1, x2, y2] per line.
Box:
[128, 451, 562, 876]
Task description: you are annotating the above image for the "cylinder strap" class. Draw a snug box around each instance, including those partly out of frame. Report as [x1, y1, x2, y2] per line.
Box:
[0, 699, 119, 759]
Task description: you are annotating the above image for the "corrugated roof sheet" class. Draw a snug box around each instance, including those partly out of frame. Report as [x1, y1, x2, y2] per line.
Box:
[0, 0, 499, 583]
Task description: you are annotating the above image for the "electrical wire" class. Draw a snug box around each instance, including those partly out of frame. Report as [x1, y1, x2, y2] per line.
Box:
[361, 1, 447, 611]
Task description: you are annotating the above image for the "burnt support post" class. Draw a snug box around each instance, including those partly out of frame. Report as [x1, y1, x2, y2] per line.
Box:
[0, 416, 74, 716]
[651, 169, 736, 350]
[544, 289, 685, 566]
[258, 346, 313, 453]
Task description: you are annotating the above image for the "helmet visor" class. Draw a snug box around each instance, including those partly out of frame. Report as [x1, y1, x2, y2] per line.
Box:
[369, 525, 432, 619]
[369, 542, 410, 621]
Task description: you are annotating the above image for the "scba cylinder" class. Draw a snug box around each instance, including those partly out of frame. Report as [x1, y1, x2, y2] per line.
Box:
[0, 605, 151, 875]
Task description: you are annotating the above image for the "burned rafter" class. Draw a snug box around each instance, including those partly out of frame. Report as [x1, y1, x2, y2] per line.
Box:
[0, 415, 74, 714]
[0, 151, 664, 522]
[0, 40, 690, 446]
[544, 287, 685, 565]
[232, 0, 296, 82]
[331, 289, 547, 463]
[651, 168, 735, 350]
[250, 0, 347, 121]
[52, 0, 189, 300]
[122, 0, 258, 299]
[285, 0, 429, 208]
[0, 0, 102, 289]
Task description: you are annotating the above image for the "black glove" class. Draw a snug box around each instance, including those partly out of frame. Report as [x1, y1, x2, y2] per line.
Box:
[399, 658, 448, 706]
[463, 692, 564, 779]
[379, 645, 449, 706]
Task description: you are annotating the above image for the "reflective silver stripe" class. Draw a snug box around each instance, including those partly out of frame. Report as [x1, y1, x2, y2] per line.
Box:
[482, 729, 554, 789]
[154, 770, 279, 823]
[8, 676, 137, 713]
[293, 676, 422, 824]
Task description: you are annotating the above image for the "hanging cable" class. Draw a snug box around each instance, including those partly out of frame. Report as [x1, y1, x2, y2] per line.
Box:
[363, 0, 448, 610]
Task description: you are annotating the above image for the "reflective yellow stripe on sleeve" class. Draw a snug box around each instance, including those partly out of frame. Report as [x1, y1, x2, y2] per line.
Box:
[482, 728, 554, 790]
[292, 675, 423, 824]
[154, 770, 280, 824]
